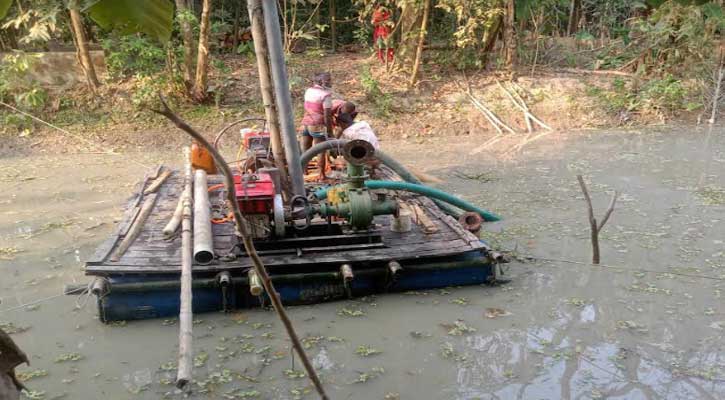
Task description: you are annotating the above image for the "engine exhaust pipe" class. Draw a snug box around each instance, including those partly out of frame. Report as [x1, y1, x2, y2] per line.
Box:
[193, 169, 215, 265]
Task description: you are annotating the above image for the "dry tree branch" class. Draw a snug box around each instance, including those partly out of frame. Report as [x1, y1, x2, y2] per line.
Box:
[577, 175, 618, 265]
[151, 94, 329, 400]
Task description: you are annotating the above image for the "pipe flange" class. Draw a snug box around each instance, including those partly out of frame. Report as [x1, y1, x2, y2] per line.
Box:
[459, 211, 483, 233]
[343, 139, 376, 166]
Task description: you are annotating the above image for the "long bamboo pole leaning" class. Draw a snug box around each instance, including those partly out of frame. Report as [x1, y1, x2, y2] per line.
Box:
[176, 146, 194, 388]
[152, 95, 329, 400]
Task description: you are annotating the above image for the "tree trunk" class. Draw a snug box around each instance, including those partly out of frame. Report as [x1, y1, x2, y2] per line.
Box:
[175, 0, 196, 91]
[503, 0, 516, 69]
[567, 0, 581, 36]
[232, 0, 241, 52]
[192, 0, 212, 102]
[399, 2, 423, 67]
[409, 0, 430, 87]
[480, 15, 502, 66]
[69, 7, 100, 90]
[329, 0, 337, 52]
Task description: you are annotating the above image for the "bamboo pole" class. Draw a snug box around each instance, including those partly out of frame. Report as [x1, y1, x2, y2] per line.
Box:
[708, 52, 724, 124]
[163, 195, 185, 238]
[152, 95, 329, 400]
[144, 168, 172, 195]
[109, 194, 158, 262]
[247, 0, 289, 192]
[176, 147, 194, 389]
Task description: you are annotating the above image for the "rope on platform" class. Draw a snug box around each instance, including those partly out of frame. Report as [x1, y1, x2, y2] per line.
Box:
[0, 100, 151, 169]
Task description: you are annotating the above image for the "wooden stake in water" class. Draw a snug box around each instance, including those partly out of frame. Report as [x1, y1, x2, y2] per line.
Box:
[577, 175, 618, 265]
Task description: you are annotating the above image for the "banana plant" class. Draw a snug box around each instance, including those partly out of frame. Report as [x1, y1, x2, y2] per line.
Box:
[1, 0, 174, 43]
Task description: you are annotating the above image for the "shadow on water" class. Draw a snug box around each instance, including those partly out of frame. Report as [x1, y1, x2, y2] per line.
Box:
[0, 126, 724, 399]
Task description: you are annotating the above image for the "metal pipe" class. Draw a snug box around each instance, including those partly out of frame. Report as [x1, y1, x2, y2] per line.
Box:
[300, 139, 471, 218]
[246, 0, 289, 191]
[217, 271, 231, 286]
[90, 278, 108, 296]
[193, 169, 215, 264]
[388, 261, 402, 277]
[261, 0, 305, 197]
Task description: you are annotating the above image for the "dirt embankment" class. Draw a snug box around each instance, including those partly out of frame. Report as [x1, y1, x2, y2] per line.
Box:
[0, 52, 691, 157]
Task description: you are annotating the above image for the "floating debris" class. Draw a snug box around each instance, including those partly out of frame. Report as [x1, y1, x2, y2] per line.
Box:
[54, 352, 84, 363]
[615, 320, 649, 334]
[351, 367, 385, 383]
[696, 186, 725, 205]
[450, 297, 469, 306]
[284, 369, 307, 379]
[0, 321, 30, 334]
[409, 331, 432, 339]
[564, 298, 590, 308]
[440, 342, 468, 363]
[21, 389, 46, 399]
[484, 308, 511, 319]
[355, 345, 382, 357]
[302, 335, 324, 349]
[16, 369, 48, 382]
[0, 246, 21, 260]
[441, 320, 477, 336]
[337, 307, 366, 317]
[194, 351, 209, 367]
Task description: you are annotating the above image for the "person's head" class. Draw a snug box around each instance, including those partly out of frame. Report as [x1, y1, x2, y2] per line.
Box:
[313, 72, 332, 89]
[337, 101, 357, 129]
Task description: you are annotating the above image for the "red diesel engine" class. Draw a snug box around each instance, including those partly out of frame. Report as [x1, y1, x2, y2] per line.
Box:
[241, 129, 271, 155]
[234, 172, 275, 239]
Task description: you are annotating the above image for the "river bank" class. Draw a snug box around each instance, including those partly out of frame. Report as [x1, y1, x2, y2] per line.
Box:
[0, 52, 706, 158]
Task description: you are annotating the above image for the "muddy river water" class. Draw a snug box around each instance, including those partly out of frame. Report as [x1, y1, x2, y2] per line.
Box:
[1, 126, 724, 399]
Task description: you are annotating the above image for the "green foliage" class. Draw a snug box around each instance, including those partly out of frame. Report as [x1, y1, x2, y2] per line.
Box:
[85, 0, 174, 43]
[639, 75, 701, 114]
[0, 0, 11, 20]
[236, 41, 254, 56]
[0, 51, 47, 110]
[359, 65, 392, 117]
[1, 5, 60, 45]
[436, 0, 503, 49]
[130, 74, 182, 108]
[101, 34, 166, 79]
[634, 1, 721, 76]
[211, 58, 231, 75]
[587, 75, 700, 119]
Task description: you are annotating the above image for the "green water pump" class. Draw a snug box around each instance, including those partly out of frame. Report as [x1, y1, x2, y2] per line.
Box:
[318, 140, 398, 230]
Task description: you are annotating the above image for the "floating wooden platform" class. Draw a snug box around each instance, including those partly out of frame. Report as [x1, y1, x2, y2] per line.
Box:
[85, 169, 486, 277]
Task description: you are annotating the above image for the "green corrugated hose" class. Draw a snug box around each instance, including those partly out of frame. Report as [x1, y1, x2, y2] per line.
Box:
[315, 180, 501, 222]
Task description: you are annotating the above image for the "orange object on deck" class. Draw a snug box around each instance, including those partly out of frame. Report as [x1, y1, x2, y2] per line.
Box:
[191, 141, 217, 174]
